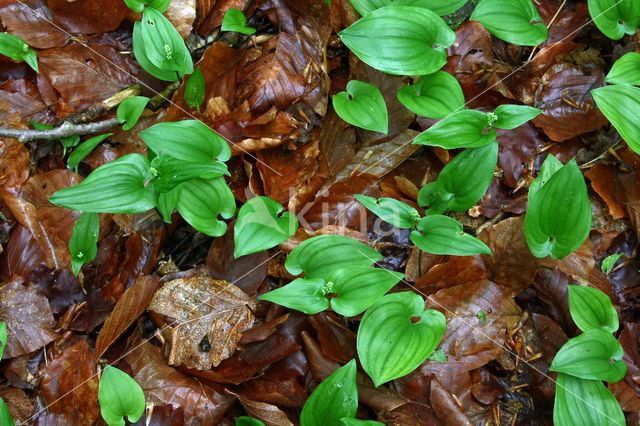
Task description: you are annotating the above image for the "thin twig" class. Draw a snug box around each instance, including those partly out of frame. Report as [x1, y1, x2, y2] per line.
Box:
[0, 118, 119, 143]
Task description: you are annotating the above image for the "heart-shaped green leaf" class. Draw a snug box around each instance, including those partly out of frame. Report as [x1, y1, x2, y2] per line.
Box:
[550, 329, 626, 382]
[157, 184, 182, 223]
[261, 277, 329, 314]
[0, 322, 7, 360]
[338, 6, 455, 75]
[410, 215, 492, 256]
[184, 66, 205, 111]
[140, 7, 193, 75]
[133, 22, 178, 81]
[524, 158, 591, 259]
[493, 104, 541, 129]
[300, 359, 357, 426]
[414, 109, 497, 148]
[151, 154, 229, 193]
[349, 0, 468, 16]
[528, 154, 563, 201]
[139, 120, 231, 162]
[99, 365, 145, 426]
[554, 374, 624, 426]
[354, 195, 418, 228]
[397, 71, 464, 119]
[0, 398, 13, 426]
[334, 80, 388, 133]
[221, 8, 256, 35]
[568, 285, 619, 333]
[592, 84, 640, 155]
[117, 96, 149, 131]
[358, 292, 446, 386]
[470, 0, 548, 46]
[67, 133, 113, 171]
[328, 266, 404, 316]
[50, 154, 157, 214]
[285, 235, 382, 279]
[234, 196, 299, 258]
[588, 0, 640, 40]
[606, 52, 640, 85]
[69, 212, 99, 276]
[0, 32, 38, 73]
[176, 177, 235, 237]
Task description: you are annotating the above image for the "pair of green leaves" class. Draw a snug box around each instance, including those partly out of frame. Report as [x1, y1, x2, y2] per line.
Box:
[99, 366, 146, 426]
[470, 0, 548, 46]
[588, 0, 640, 40]
[0, 32, 38, 73]
[524, 155, 591, 259]
[349, 0, 468, 17]
[123, 0, 169, 13]
[221, 8, 256, 35]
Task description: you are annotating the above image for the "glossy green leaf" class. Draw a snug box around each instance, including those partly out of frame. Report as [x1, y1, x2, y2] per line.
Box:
[139, 120, 231, 162]
[349, 0, 468, 17]
[354, 195, 418, 228]
[524, 159, 591, 259]
[413, 109, 497, 148]
[0, 398, 13, 426]
[300, 359, 357, 426]
[123, 0, 145, 13]
[358, 292, 446, 386]
[221, 8, 256, 35]
[601, 253, 623, 274]
[151, 155, 229, 193]
[592, 84, 640, 155]
[341, 419, 384, 426]
[140, 7, 193, 75]
[260, 277, 329, 314]
[49, 154, 157, 214]
[550, 329, 626, 382]
[67, 133, 113, 171]
[568, 285, 619, 333]
[470, 0, 548, 46]
[528, 154, 562, 201]
[132, 22, 178, 81]
[0, 32, 38, 73]
[588, 0, 640, 40]
[234, 196, 299, 258]
[117, 96, 149, 131]
[157, 184, 181, 223]
[417, 182, 445, 211]
[328, 267, 404, 317]
[493, 104, 541, 129]
[0, 322, 6, 360]
[606, 52, 640, 85]
[99, 365, 145, 426]
[176, 177, 235, 237]
[554, 373, 624, 426]
[397, 71, 464, 119]
[185, 66, 205, 111]
[236, 417, 265, 426]
[338, 6, 455, 75]
[147, 0, 171, 12]
[69, 212, 99, 276]
[334, 80, 388, 134]
[285, 235, 382, 279]
[410, 215, 492, 256]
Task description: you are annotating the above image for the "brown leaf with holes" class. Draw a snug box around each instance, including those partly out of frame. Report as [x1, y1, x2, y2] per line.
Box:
[149, 275, 255, 369]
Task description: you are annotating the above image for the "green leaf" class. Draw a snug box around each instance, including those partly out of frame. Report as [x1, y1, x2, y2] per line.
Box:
[176, 177, 235, 236]
[341, 419, 385, 426]
[328, 267, 404, 316]
[0, 32, 38, 73]
[349, 0, 468, 16]
[410, 215, 492, 255]
[150, 154, 229, 193]
[236, 417, 265, 426]
[493, 104, 541, 129]
[554, 373, 624, 426]
[301, 359, 358, 426]
[528, 154, 563, 201]
[550, 329, 626, 382]
[568, 285, 619, 333]
[601, 253, 623, 274]
[147, 0, 171, 12]
[139, 120, 231, 162]
[588, 0, 640, 40]
[606, 52, 640, 85]
[117, 96, 149, 131]
[234, 196, 299, 258]
[140, 7, 193, 75]
[470, 0, 548, 46]
[333, 80, 388, 134]
[0, 398, 13, 426]
[123, 0, 145, 12]
[413, 109, 497, 148]
[184, 66, 205, 111]
[338, 6, 455, 76]
[69, 212, 99, 276]
[99, 365, 145, 426]
[132, 22, 179, 81]
[357, 292, 446, 386]
[49, 154, 158, 214]
[221, 8, 257, 35]
[0, 322, 6, 360]
[592, 84, 640, 155]
[157, 184, 182, 223]
[354, 195, 418, 228]
[260, 277, 329, 314]
[524, 159, 591, 259]
[285, 235, 382, 279]
[67, 133, 113, 171]
[397, 71, 464, 119]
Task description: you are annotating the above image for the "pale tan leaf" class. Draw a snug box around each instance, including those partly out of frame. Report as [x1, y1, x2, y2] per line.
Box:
[229, 391, 294, 426]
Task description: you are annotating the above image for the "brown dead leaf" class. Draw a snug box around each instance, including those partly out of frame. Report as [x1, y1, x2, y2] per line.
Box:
[164, 0, 196, 38]
[496, 122, 545, 187]
[47, 0, 129, 33]
[0, 225, 45, 284]
[0, 0, 69, 49]
[309, 311, 357, 364]
[585, 164, 627, 220]
[0, 137, 30, 189]
[229, 391, 294, 426]
[0, 275, 57, 359]
[415, 255, 487, 294]
[430, 378, 474, 426]
[0, 79, 51, 126]
[149, 276, 255, 369]
[0, 387, 31, 424]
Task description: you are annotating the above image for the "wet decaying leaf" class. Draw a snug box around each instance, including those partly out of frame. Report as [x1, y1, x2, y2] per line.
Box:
[0, 0, 70, 49]
[149, 275, 255, 369]
[229, 390, 294, 426]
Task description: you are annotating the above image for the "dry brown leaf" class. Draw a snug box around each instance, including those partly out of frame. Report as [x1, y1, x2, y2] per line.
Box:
[0, 0, 69, 49]
[46, 0, 130, 33]
[0, 137, 30, 189]
[229, 391, 294, 426]
[0, 79, 51, 126]
[164, 0, 196, 38]
[149, 276, 255, 369]
[430, 378, 474, 426]
[0, 387, 32, 424]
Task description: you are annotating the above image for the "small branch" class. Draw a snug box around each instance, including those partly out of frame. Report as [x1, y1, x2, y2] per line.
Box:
[148, 80, 181, 110]
[0, 118, 119, 143]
